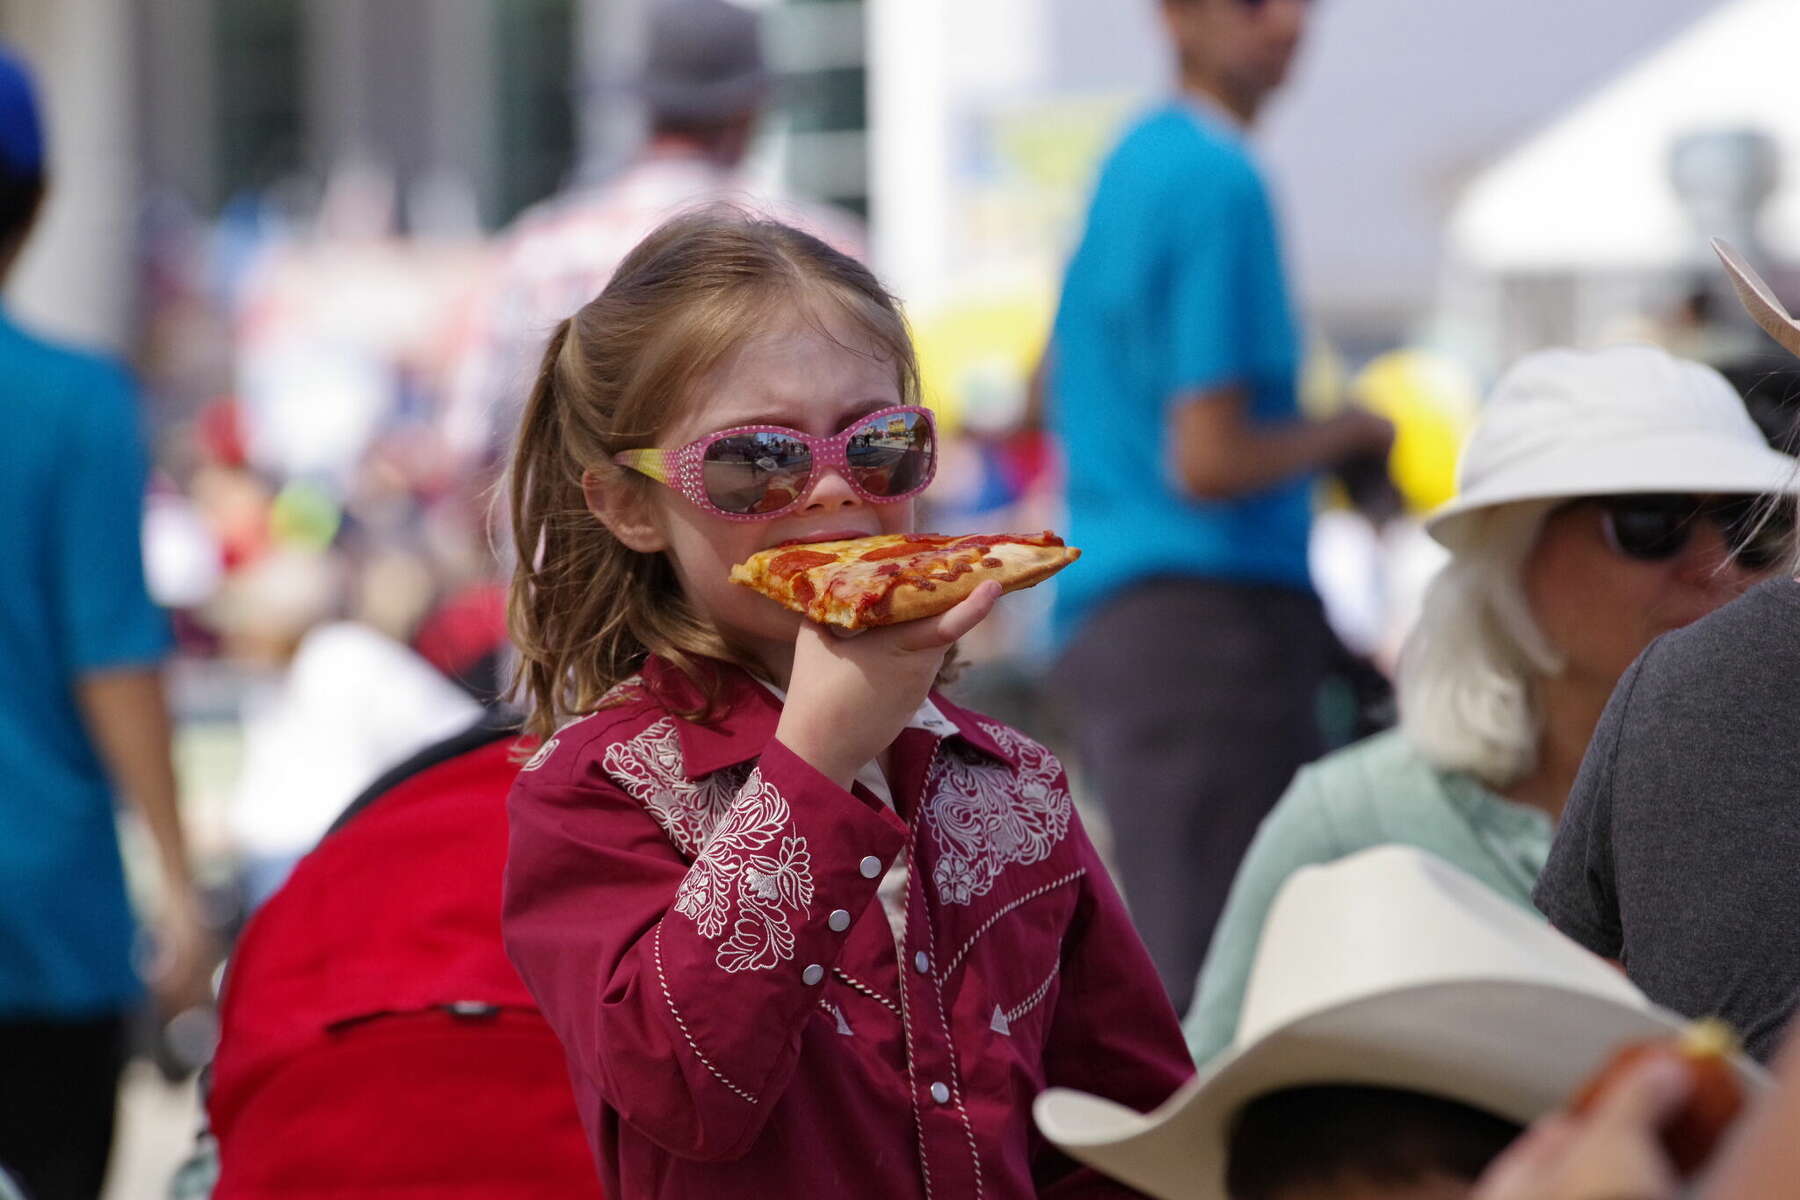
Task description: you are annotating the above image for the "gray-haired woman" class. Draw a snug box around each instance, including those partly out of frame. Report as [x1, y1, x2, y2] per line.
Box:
[1184, 343, 1798, 1065]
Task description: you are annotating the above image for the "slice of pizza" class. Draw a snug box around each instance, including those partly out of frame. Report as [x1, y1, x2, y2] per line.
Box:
[730, 531, 1081, 631]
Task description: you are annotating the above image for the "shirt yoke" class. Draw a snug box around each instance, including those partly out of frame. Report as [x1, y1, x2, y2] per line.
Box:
[2, 324, 135, 440]
[1099, 106, 1263, 213]
[513, 681, 662, 790]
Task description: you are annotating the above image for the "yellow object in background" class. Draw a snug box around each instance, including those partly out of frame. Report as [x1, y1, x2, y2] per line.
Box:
[268, 480, 343, 552]
[914, 290, 1055, 436]
[1349, 349, 1480, 515]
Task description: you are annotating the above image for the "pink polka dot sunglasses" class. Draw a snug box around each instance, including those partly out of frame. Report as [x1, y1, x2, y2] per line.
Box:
[613, 404, 937, 521]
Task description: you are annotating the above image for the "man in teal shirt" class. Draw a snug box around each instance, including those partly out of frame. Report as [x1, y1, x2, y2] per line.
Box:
[1048, 0, 1391, 1010]
[0, 49, 208, 1200]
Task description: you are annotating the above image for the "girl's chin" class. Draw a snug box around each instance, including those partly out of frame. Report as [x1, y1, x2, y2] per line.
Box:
[715, 612, 804, 660]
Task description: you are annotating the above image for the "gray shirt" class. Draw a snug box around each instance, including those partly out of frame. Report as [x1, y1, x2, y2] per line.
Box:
[1534, 577, 1800, 1062]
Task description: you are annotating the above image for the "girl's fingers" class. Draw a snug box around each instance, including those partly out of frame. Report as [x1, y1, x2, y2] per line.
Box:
[897, 581, 1002, 651]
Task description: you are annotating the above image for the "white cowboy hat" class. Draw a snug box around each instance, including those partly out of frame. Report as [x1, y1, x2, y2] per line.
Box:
[1424, 343, 1797, 553]
[1034, 846, 1766, 1200]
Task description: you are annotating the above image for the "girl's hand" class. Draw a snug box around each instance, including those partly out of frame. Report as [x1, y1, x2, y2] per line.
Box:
[775, 581, 1002, 787]
[1471, 1056, 1691, 1200]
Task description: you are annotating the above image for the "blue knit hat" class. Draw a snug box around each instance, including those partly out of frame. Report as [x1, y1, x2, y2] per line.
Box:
[0, 49, 44, 176]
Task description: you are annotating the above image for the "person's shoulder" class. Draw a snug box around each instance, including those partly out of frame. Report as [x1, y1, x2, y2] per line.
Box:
[509, 676, 669, 792]
[925, 692, 1066, 776]
[1293, 729, 1433, 797]
[1640, 578, 1800, 687]
[1282, 730, 1452, 830]
[1108, 103, 1257, 184]
[0, 317, 134, 412]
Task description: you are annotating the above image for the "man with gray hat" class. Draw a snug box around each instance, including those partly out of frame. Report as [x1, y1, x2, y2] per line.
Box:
[441, 0, 864, 476]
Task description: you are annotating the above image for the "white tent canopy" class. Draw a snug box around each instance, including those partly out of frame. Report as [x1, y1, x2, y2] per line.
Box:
[1450, 0, 1800, 273]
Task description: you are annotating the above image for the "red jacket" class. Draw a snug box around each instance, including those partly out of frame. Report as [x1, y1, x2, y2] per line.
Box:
[503, 657, 1192, 1198]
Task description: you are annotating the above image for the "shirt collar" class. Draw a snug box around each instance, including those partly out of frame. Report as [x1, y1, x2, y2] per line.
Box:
[1439, 768, 1555, 842]
[639, 655, 1019, 779]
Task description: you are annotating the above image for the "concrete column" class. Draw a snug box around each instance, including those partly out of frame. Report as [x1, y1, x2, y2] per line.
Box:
[0, 0, 139, 351]
[137, 0, 218, 212]
[423, 0, 494, 231]
[306, 0, 373, 170]
[575, 0, 649, 182]
[866, 0, 951, 310]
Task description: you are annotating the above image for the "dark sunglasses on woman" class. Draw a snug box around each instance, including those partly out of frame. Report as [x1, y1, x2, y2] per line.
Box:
[1587, 493, 1795, 571]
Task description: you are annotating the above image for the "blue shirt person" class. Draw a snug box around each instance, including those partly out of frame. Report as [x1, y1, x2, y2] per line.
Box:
[1051, 99, 1314, 639]
[1045, 0, 1391, 1012]
[0, 316, 172, 1019]
[0, 47, 208, 1200]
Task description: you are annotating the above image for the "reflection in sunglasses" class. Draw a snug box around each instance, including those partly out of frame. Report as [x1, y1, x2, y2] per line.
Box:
[613, 404, 938, 519]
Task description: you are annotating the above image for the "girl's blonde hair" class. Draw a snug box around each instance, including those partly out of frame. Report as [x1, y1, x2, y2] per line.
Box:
[507, 207, 921, 742]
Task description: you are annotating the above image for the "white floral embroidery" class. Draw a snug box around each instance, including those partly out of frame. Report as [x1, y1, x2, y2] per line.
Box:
[600, 674, 646, 705]
[664, 770, 815, 973]
[603, 719, 815, 972]
[520, 737, 558, 772]
[603, 718, 751, 856]
[923, 723, 1072, 905]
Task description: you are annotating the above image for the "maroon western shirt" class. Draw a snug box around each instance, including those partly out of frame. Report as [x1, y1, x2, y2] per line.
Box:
[503, 657, 1192, 1198]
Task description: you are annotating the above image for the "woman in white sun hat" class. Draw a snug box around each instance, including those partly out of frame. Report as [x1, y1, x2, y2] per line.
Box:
[1184, 342, 1800, 1068]
[1530, 246, 1800, 1072]
[1036, 845, 1766, 1200]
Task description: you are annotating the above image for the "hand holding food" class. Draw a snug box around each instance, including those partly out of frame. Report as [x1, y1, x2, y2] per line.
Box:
[1568, 1019, 1746, 1178]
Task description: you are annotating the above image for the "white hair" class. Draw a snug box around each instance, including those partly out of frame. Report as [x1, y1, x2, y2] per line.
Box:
[1397, 501, 1565, 790]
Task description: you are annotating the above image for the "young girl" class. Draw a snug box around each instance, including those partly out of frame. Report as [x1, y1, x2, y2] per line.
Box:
[501, 209, 1191, 1198]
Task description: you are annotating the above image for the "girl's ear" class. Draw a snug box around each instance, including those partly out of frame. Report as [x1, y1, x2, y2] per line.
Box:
[583, 470, 668, 553]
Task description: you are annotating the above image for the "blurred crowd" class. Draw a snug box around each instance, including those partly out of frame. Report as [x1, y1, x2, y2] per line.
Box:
[10, 0, 1800, 1199]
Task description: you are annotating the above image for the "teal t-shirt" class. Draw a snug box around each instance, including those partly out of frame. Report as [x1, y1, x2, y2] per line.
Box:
[0, 311, 170, 1018]
[1182, 729, 1554, 1066]
[1050, 101, 1311, 642]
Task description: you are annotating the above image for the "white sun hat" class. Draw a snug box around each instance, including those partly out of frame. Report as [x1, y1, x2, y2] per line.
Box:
[1423, 343, 1798, 553]
[1033, 846, 1766, 1200]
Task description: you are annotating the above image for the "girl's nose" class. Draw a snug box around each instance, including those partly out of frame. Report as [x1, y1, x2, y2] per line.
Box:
[802, 464, 862, 511]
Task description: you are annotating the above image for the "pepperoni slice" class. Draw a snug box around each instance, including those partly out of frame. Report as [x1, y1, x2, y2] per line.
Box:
[950, 531, 1063, 550]
[768, 549, 838, 578]
[859, 539, 953, 562]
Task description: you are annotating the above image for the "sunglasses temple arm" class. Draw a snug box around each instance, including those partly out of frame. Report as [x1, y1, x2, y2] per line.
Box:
[614, 449, 672, 485]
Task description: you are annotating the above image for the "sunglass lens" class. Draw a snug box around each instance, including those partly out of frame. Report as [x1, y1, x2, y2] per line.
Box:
[1605, 501, 1690, 560]
[845, 410, 934, 498]
[701, 432, 812, 515]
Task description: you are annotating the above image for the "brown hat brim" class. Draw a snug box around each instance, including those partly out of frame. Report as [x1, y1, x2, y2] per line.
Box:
[1714, 237, 1800, 358]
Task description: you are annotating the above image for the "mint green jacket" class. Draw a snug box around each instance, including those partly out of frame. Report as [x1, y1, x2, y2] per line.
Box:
[1182, 729, 1554, 1066]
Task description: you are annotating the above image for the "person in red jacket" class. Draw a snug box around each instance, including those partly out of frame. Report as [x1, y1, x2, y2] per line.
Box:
[500, 208, 1192, 1198]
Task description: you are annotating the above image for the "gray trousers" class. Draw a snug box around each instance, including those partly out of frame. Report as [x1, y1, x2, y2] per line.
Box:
[1051, 577, 1330, 1013]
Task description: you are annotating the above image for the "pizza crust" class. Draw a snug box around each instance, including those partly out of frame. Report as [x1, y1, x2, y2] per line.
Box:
[875, 541, 1078, 625]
